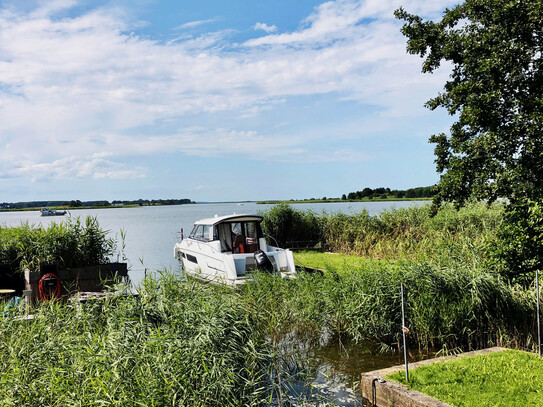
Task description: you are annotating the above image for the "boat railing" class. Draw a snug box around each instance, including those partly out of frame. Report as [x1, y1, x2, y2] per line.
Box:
[264, 234, 280, 248]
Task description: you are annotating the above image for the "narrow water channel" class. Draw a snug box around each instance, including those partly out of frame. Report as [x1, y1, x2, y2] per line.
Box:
[269, 329, 436, 406]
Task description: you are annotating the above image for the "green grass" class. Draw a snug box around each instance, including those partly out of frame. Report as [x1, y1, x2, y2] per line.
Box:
[387, 349, 543, 406]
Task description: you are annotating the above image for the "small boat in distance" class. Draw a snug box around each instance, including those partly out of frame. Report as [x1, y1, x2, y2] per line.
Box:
[40, 207, 67, 216]
[173, 213, 296, 286]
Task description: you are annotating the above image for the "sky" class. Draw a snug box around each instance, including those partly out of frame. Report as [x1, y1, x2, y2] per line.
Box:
[0, 0, 459, 203]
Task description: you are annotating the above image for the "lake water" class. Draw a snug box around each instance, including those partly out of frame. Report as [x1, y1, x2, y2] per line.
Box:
[0, 201, 427, 285]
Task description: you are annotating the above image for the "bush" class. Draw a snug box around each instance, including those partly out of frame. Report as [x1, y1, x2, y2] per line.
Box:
[260, 204, 324, 247]
[492, 198, 543, 285]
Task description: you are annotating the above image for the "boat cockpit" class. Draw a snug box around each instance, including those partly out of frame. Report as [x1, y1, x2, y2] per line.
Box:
[188, 219, 263, 254]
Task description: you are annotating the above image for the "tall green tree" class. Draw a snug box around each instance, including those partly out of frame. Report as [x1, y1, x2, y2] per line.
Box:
[395, 0, 543, 281]
[395, 0, 543, 209]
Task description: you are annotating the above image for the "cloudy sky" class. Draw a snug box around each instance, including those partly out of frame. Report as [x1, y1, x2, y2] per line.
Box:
[0, 0, 458, 202]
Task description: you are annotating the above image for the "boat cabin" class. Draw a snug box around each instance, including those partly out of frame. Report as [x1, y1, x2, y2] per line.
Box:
[187, 214, 264, 254]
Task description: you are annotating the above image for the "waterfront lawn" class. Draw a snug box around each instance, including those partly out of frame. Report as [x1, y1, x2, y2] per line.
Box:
[387, 349, 543, 407]
[294, 251, 400, 274]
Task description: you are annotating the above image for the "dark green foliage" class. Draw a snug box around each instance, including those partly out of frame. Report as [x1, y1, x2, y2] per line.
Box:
[396, 0, 543, 283]
[0, 273, 269, 406]
[396, 0, 543, 209]
[346, 186, 436, 200]
[0, 216, 115, 270]
[492, 198, 543, 284]
[260, 203, 324, 247]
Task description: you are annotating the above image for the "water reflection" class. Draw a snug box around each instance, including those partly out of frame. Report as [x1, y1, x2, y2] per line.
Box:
[269, 329, 436, 406]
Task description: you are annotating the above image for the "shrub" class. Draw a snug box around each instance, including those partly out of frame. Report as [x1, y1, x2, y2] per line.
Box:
[260, 204, 323, 247]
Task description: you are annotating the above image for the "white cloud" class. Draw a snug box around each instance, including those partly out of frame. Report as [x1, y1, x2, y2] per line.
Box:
[3, 155, 146, 182]
[0, 0, 457, 183]
[174, 18, 221, 30]
[253, 22, 277, 33]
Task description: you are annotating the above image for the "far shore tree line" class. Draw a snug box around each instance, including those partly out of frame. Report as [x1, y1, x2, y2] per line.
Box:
[294, 185, 437, 201]
[0, 198, 194, 210]
[343, 186, 436, 200]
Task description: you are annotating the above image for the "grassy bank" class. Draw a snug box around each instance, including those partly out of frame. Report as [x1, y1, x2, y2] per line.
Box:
[261, 202, 503, 269]
[387, 349, 543, 406]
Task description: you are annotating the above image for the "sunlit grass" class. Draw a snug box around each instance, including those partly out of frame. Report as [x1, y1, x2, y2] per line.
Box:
[387, 349, 543, 407]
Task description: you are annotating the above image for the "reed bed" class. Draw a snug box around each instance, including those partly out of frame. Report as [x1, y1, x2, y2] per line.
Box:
[0, 216, 115, 270]
[240, 261, 535, 352]
[0, 273, 269, 406]
[261, 202, 503, 269]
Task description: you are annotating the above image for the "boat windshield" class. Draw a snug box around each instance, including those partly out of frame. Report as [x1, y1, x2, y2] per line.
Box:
[188, 224, 212, 241]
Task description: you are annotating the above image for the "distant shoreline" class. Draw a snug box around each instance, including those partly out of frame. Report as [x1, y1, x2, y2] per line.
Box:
[0, 198, 432, 213]
[256, 198, 432, 204]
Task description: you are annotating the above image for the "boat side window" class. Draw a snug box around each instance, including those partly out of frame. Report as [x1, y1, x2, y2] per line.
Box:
[202, 225, 212, 241]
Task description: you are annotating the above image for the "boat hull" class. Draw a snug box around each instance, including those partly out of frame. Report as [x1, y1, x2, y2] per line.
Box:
[174, 240, 295, 286]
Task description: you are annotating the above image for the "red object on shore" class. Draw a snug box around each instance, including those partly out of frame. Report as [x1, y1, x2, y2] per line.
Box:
[39, 273, 62, 301]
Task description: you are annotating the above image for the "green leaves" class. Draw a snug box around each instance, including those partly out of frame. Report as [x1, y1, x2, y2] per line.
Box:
[397, 0, 543, 208]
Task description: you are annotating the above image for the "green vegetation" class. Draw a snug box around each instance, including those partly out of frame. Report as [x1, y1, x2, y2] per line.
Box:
[0, 216, 116, 270]
[345, 186, 436, 200]
[262, 201, 503, 269]
[1, 204, 542, 404]
[258, 186, 436, 203]
[258, 203, 537, 351]
[0, 273, 269, 406]
[241, 261, 533, 351]
[396, 0, 543, 285]
[387, 350, 543, 407]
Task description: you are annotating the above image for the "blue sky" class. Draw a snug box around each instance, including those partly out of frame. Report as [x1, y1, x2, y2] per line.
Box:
[0, 0, 457, 202]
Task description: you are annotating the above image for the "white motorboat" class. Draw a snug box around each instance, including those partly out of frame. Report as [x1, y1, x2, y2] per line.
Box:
[41, 207, 67, 216]
[173, 213, 296, 286]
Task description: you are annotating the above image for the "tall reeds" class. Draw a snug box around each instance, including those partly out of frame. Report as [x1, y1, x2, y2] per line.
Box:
[261, 202, 503, 269]
[0, 273, 270, 406]
[0, 216, 116, 270]
[240, 262, 535, 352]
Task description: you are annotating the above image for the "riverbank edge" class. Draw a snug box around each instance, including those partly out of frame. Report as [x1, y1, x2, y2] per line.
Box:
[360, 347, 506, 407]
